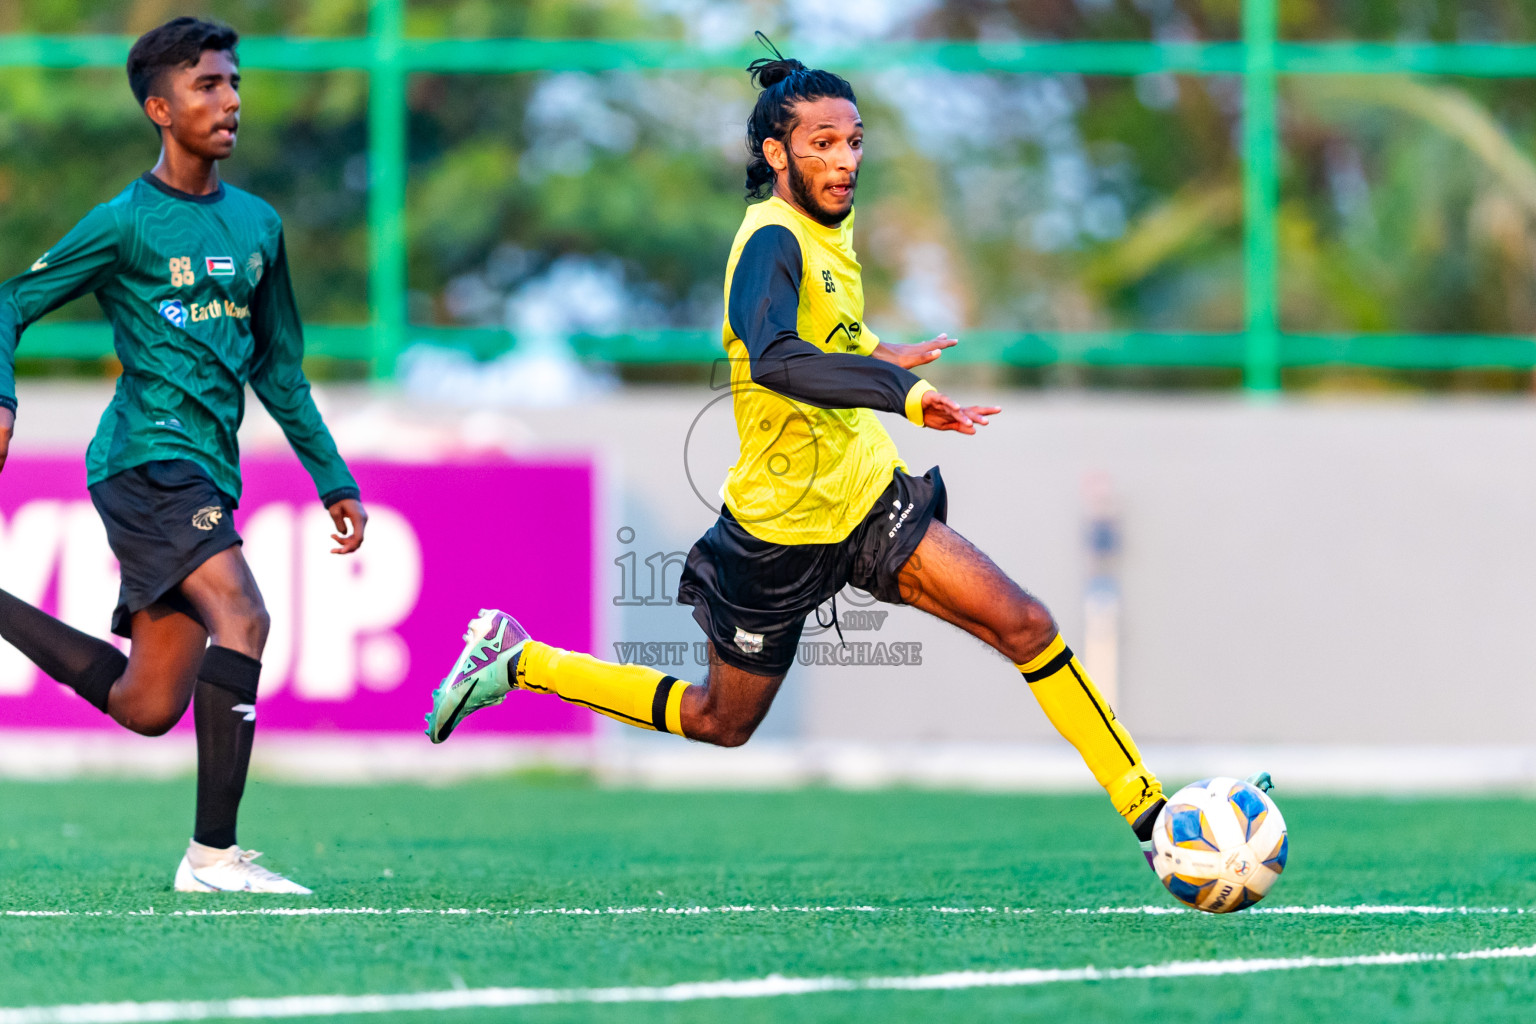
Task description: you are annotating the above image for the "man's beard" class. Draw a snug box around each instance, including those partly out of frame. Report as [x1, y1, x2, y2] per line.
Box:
[788, 155, 854, 227]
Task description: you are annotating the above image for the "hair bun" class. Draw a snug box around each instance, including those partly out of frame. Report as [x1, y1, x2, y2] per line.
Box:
[747, 56, 806, 90]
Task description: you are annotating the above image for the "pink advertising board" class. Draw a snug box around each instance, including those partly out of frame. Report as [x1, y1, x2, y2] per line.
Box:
[0, 456, 595, 737]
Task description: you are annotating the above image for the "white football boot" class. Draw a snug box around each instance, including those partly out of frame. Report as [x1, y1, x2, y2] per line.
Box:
[174, 839, 313, 894]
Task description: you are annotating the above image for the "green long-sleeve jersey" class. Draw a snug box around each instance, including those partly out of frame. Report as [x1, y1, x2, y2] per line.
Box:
[0, 173, 359, 507]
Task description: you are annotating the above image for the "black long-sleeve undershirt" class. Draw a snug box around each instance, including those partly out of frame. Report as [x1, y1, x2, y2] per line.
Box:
[727, 225, 922, 414]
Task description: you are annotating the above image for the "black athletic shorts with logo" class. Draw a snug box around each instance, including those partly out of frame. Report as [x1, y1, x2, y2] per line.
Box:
[89, 459, 242, 638]
[677, 466, 947, 677]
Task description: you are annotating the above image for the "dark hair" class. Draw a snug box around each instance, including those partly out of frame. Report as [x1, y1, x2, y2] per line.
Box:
[127, 17, 240, 108]
[744, 36, 857, 200]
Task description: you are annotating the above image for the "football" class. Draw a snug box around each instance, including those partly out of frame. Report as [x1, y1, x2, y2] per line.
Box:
[1151, 777, 1289, 914]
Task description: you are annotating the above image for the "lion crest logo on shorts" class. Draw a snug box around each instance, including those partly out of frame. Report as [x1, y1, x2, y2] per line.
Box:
[733, 627, 764, 655]
[192, 506, 224, 531]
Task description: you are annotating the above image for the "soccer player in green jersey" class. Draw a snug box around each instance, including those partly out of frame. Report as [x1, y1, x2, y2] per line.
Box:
[0, 18, 365, 893]
[418, 47, 1272, 870]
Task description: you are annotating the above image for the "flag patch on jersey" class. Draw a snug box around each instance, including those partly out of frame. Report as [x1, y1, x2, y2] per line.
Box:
[205, 256, 235, 277]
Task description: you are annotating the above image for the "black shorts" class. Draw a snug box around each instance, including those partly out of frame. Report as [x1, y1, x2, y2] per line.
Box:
[677, 466, 947, 677]
[89, 460, 242, 638]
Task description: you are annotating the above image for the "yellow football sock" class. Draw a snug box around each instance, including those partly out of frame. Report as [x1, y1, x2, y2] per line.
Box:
[518, 641, 689, 735]
[1018, 635, 1163, 825]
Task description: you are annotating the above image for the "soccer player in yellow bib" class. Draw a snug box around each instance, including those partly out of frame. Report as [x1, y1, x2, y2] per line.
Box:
[427, 48, 1170, 863]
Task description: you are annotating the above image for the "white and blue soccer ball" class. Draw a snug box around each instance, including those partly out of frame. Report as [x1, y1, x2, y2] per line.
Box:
[1150, 776, 1289, 914]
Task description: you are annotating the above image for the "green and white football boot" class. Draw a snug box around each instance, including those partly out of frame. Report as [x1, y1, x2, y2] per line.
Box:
[424, 609, 531, 744]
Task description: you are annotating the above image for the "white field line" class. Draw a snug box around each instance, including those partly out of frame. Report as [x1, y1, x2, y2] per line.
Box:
[3, 943, 1535, 1023]
[1, 903, 1528, 919]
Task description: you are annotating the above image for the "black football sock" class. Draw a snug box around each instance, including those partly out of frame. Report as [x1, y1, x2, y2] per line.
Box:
[192, 647, 261, 850]
[0, 588, 126, 714]
[1133, 798, 1166, 843]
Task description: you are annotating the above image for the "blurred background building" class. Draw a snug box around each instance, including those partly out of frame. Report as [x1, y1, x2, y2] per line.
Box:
[4, 0, 1536, 790]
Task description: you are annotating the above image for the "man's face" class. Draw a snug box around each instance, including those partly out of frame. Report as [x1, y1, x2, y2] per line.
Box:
[150, 49, 241, 160]
[777, 96, 862, 227]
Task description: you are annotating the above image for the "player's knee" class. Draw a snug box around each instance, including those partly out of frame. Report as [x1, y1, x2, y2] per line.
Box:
[1000, 600, 1059, 665]
[214, 598, 269, 652]
[246, 603, 271, 648]
[120, 693, 189, 737]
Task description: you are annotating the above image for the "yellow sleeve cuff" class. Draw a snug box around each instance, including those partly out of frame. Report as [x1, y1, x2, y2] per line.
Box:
[904, 380, 936, 426]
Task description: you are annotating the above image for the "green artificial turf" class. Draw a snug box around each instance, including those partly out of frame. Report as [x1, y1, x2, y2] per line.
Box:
[1, 778, 1534, 1022]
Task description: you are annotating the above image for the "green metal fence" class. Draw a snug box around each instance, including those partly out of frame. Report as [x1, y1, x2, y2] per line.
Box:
[6, 0, 1536, 388]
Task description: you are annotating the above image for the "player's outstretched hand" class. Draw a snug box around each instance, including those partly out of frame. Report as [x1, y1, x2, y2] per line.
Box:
[920, 390, 1001, 435]
[0, 405, 13, 476]
[328, 497, 368, 555]
[873, 334, 958, 370]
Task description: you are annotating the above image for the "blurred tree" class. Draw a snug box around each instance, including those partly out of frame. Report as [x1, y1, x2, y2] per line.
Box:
[0, 65, 370, 324]
[1282, 0, 1536, 41]
[2, 0, 367, 35]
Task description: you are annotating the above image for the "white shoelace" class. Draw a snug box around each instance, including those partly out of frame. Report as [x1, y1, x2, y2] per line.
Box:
[230, 849, 291, 884]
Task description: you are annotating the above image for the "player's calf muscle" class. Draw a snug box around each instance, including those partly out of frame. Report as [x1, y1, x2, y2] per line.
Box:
[683, 693, 761, 747]
[679, 654, 782, 747]
[683, 711, 755, 747]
